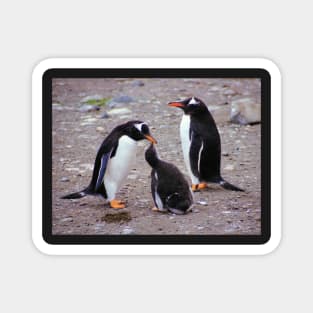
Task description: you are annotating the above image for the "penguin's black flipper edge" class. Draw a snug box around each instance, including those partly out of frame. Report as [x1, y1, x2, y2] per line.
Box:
[94, 152, 111, 191]
[189, 132, 202, 178]
[220, 180, 244, 192]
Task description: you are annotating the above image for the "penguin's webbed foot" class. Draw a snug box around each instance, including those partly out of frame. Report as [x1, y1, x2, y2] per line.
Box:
[110, 199, 126, 209]
[152, 206, 168, 213]
[191, 183, 208, 192]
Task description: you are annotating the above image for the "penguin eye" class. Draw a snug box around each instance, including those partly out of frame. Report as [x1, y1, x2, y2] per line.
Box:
[141, 124, 149, 135]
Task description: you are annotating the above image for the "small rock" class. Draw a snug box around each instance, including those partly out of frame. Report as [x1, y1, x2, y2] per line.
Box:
[224, 164, 235, 171]
[96, 126, 105, 133]
[127, 174, 138, 179]
[52, 102, 64, 111]
[132, 80, 144, 87]
[197, 200, 208, 206]
[107, 108, 132, 116]
[107, 95, 134, 108]
[80, 95, 103, 103]
[65, 167, 79, 172]
[121, 228, 135, 235]
[223, 89, 237, 96]
[197, 226, 205, 230]
[79, 104, 100, 113]
[114, 95, 134, 103]
[60, 217, 73, 223]
[60, 177, 70, 182]
[100, 111, 110, 119]
[230, 97, 261, 125]
[84, 118, 97, 123]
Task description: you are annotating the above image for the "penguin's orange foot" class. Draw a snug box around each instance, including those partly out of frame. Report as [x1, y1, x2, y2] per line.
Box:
[192, 184, 199, 192]
[152, 206, 159, 212]
[198, 183, 208, 190]
[110, 199, 126, 209]
[192, 183, 208, 192]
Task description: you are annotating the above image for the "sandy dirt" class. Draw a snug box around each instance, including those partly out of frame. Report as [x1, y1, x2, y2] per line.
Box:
[52, 78, 261, 235]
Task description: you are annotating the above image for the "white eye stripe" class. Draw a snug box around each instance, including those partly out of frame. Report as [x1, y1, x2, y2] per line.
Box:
[189, 97, 199, 105]
[134, 123, 145, 132]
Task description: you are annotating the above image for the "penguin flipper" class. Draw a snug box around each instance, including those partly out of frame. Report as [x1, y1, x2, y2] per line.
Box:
[94, 152, 111, 191]
[189, 132, 202, 178]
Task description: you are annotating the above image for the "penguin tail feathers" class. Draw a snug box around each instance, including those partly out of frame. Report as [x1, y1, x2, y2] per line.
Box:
[219, 179, 244, 192]
[61, 189, 90, 199]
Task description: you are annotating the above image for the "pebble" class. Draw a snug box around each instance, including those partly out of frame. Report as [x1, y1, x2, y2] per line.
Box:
[108, 95, 134, 107]
[52, 103, 64, 111]
[65, 167, 79, 172]
[96, 126, 105, 133]
[223, 89, 237, 96]
[132, 80, 145, 87]
[107, 108, 132, 116]
[79, 104, 100, 113]
[127, 174, 138, 179]
[197, 200, 208, 206]
[80, 95, 103, 103]
[60, 217, 73, 223]
[84, 118, 97, 123]
[224, 164, 235, 171]
[60, 177, 70, 182]
[100, 111, 110, 119]
[121, 228, 135, 235]
[230, 97, 261, 125]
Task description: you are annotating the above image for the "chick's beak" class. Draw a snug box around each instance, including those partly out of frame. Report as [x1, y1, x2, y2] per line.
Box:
[144, 134, 157, 144]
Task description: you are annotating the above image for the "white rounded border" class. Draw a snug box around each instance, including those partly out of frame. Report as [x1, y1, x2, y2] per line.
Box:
[32, 58, 281, 255]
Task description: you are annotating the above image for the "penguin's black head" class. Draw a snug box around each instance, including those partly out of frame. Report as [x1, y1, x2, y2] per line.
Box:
[168, 96, 208, 115]
[123, 120, 157, 143]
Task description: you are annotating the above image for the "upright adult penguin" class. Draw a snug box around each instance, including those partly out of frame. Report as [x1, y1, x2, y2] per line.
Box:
[168, 96, 244, 192]
[145, 143, 193, 215]
[61, 120, 157, 209]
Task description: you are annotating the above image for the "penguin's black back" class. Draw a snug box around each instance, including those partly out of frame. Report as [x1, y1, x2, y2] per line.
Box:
[62, 120, 144, 199]
[145, 144, 193, 213]
[189, 110, 222, 182]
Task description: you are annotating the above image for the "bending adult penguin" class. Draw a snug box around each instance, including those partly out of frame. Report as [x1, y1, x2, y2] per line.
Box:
[145, 143, 193, 215]
[168, 96, 244, 192]
[61, 120, 157, 209]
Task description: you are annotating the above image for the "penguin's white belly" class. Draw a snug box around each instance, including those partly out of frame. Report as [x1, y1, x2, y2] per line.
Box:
[103, 135, 137, 200]
[180, 115, 199, 185]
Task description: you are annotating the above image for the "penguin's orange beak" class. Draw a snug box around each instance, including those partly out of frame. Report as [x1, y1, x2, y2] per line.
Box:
[144, 135, 157, 144]
[168, 102, 185, 108]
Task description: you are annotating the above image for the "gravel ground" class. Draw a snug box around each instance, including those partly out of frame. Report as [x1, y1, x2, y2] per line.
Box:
[52, 78, 261, 235]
